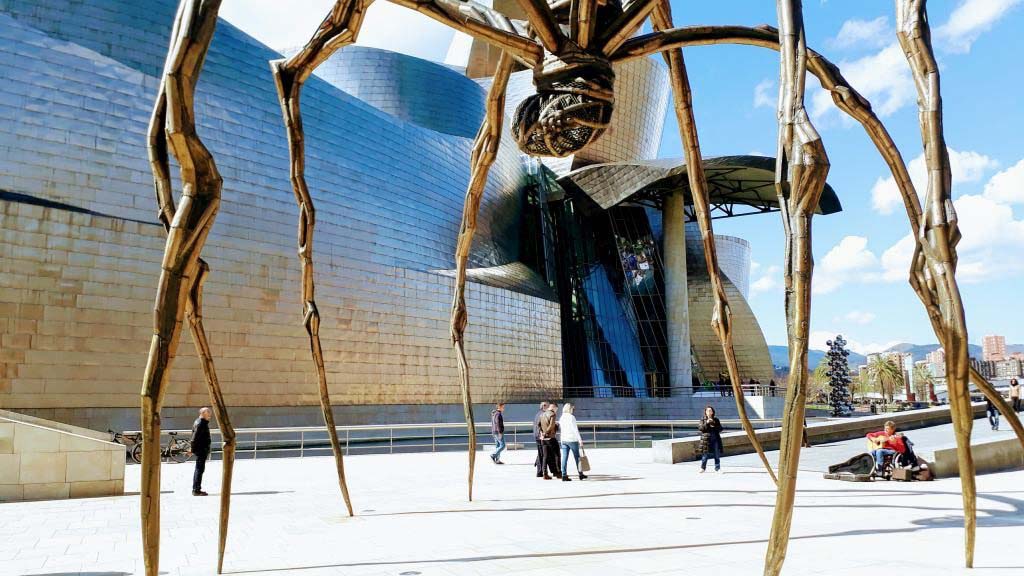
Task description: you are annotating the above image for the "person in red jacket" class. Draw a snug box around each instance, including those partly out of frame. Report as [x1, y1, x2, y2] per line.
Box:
[866, 421, 906, 470]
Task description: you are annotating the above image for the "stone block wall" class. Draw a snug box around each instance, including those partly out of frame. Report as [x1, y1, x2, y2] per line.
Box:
[0, 410, 124, 502]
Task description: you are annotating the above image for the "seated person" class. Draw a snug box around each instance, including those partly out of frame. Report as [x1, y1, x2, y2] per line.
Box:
[866, 420, 906, 471]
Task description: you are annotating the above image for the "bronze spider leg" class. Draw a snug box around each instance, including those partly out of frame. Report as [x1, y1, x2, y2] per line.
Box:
[449, 52, 515, 501]
[141, 2, 224, 576]
[896, 0, 975, 564]
[650, 0, 777, 485]
[183, 261, 236, 573]
[765, 2, 830, 575]
[387, 0, 542, 67]
[270, 0, 377, 520]
[149, 51, 236, 575]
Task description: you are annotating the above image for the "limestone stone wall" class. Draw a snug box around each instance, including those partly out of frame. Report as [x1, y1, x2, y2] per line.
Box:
[0, 410, 124, 502]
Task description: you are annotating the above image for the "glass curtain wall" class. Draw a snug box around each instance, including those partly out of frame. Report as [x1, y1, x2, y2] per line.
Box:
[550, 190, 670, 398]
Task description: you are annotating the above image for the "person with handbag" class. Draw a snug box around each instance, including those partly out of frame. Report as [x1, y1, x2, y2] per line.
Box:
[558, 403, 588, 481]
[698, 405, 723, 473]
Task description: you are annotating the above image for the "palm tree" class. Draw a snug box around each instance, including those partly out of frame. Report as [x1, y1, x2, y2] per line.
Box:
[867, 356, 904, 403]
[913, 364, 936, 403]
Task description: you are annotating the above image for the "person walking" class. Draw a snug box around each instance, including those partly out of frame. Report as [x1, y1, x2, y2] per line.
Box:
[190, 407, 212, 496]
[986, 397, 1000, 431]
[539, 403, 562, 479]
[1010, 378, 1021, 412]
[534, 402, 549, 478]
[490, 403, 506, 464]
[558, 403, 587, 481]
[698, 405, 723, 473]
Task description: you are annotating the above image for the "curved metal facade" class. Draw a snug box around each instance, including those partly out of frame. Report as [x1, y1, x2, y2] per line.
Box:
[0, 0, 560, 420]
[294, 45, 487, 139]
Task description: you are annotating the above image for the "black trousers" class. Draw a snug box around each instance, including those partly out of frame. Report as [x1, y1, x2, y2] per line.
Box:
[543, 439, 561, 477]
[535, 438, 561, 476]
[1014, 397, 1021, 412]
[193, 450, 208, 492]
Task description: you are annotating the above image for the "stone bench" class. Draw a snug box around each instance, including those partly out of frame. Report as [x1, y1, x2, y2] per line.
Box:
[924, 435, 1024, 478]
[652, 403, 987, 464]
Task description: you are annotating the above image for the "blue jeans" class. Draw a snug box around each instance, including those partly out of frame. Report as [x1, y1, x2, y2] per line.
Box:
[872, 448, 897, 468]
[561, 441, 581, 475]
[491, 433, 506, 459]
[701, 438, 722, 471]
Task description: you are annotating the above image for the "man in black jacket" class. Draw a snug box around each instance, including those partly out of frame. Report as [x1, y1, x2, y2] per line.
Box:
[190, 407, 212, 496]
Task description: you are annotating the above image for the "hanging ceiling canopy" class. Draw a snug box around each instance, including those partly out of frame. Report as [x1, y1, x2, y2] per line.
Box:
[554, 155, 842, 219]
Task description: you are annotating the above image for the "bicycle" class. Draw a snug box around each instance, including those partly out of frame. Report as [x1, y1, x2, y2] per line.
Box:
[109, 429, 143, 464]
[111, 430, 193, 464]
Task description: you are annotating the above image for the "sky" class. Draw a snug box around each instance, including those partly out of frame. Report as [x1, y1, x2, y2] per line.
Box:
[220, 0, 1024, 353]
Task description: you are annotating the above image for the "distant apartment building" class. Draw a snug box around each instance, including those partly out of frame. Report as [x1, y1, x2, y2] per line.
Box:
[994, 359, 1023, 379]
[925, 347, 946, 378]
[975, 359, 997, 380]
[983, 334, 1007, 361]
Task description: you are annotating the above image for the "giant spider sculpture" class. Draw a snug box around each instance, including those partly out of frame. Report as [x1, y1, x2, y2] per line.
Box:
[142, 0, 1024, 575]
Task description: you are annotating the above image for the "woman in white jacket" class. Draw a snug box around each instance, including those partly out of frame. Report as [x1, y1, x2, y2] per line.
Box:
[558, 403, 588, 481]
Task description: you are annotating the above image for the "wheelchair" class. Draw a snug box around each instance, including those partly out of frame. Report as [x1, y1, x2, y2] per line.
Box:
[871, 437, 917, 480]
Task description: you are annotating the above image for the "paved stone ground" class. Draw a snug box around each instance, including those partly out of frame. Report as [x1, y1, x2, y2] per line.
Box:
[1, 417, 1022, 576]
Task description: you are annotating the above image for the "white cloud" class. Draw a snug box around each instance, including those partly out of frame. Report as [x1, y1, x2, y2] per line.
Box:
[809, 331, 900, 356]
[880, 233, 916, 282]
[829, 16, 890, 50]
[842, 310, 877, 325]
[983, 158, 1024, 204]
[814, 236, 879, 295]
[750, 265, 781, 296]
[936, 0, 1022, 54]
[811, 43, 914, 122]
[753, 78, 775, 109]
[876, 193, 1024, 284]
[870, 148, 998, 215]
[220, 0, 455, 62]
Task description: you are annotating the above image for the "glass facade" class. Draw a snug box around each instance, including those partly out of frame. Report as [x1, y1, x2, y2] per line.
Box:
[549, 185, 671, 399]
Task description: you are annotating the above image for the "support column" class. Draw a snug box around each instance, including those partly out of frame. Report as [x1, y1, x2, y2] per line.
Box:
[663, 192, 692, 394]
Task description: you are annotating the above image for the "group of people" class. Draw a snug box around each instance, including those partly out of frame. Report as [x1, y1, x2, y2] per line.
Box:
[490, 401, 589, 481]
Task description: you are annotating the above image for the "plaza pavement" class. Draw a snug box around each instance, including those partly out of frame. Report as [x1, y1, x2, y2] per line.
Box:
[1, 417, 1022, 576]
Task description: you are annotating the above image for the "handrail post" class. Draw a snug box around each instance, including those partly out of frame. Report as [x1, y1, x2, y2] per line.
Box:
[300, 430, 304, 458]
[632, 423, 636, 448]
[390, 427, 394, 454]
[432, 425, 436, 453]
[346, 428, 350, 456]
[253, 431, 258, 460]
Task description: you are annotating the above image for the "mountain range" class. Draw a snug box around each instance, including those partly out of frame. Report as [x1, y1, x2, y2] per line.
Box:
[767, 342, 1023, 373]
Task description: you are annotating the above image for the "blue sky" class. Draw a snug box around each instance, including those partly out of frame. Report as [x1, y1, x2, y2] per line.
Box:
[222, 0, 1024, 352]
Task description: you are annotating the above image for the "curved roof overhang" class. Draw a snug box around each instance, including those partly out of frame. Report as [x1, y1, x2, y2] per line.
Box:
[554, 155, 842, 218]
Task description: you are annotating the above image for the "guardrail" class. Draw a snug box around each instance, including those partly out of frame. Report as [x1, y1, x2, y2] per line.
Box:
[122, 418, 787, 462]
[561, 385, 785, 398]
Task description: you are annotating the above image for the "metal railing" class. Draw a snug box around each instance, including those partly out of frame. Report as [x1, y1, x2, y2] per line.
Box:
[122, 418, 785, 462]
[561, 385, 786, 398]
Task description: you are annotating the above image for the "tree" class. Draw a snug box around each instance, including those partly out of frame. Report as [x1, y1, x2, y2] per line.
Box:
[867, 356, 904, 403]
[809, 359, 830, 404]
[825, 336, 854, 416]
[913, 364, 936, 403]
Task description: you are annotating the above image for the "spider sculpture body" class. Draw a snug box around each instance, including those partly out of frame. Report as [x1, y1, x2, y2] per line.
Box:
[141, 1, 1024, 575]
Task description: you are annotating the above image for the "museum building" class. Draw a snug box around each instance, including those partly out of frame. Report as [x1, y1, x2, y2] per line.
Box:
[0, 0, 840, 430]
